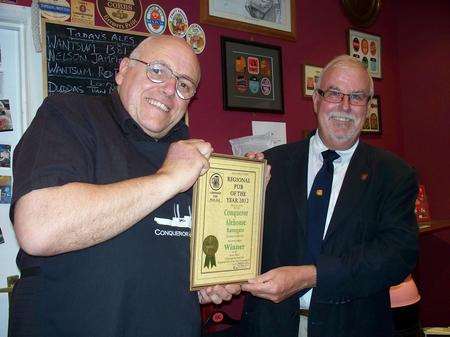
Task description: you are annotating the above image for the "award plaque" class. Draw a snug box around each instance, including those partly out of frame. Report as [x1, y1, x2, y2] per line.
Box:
[190, 154, 266, 290]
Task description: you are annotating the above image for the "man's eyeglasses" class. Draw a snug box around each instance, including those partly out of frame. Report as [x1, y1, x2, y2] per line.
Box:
[129, 58, 197, 100]
[316, 88, 369, 106]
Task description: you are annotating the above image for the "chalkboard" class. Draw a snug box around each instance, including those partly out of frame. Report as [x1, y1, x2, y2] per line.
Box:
[42, 20, 149, 96]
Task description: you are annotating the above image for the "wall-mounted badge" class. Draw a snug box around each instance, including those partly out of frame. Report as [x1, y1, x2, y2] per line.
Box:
[71, 0, 95, 26]
[168, 8, 188, 38]
[97, 0, 142, 30]
[144, 4, 166, 35]
[247, 56, 260, 75]
[235, 74, 248, 93]
[260, 77, 272, 96]
[234, 56, 246, 74]
[249, 76, 259, 94]
[186, 23, 205, 54]
[38, 0, 71, 21]
[260, 57, 271, 77]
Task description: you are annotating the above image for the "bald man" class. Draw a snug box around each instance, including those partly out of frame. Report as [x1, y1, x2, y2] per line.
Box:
[9, 35, 239, 337]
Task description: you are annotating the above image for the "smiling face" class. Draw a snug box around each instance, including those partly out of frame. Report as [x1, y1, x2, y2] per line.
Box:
[312, 61, 370, 150]
[116, 36, 200, 139]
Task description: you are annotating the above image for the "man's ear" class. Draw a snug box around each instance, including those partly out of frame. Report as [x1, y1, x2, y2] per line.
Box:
[115, 57, 130, 85]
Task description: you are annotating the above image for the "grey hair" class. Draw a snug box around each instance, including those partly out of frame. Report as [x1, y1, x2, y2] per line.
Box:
[316, 55, 374, 97]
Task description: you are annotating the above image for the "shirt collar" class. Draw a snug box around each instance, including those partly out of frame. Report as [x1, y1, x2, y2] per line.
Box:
[311, 130, 358, 164]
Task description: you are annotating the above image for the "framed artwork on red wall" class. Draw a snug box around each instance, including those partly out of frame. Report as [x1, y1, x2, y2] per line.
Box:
[361, 95, 381, 134]
[348, 29, 382, 79]
[302, 64, 323, 98]
[200, 0, 296, 41]
[221, 37, 284, 114]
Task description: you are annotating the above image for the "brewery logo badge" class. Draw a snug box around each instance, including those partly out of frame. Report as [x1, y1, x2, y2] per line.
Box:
[209, 173, 223, 191]
[186, 23, 206, 54]
[260, 77, 272, 96]
[71, 0, 95, 26]
[144, 4, 166, 35]
[97, 0, 142, 30]
[38, 0, 71, 21]
[168, 7, 188, 38]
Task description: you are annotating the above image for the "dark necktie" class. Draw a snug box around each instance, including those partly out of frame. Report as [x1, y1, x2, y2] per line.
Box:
[306, 149, 340, 264]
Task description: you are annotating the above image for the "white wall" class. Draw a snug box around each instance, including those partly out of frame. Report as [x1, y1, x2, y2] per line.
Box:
[0, 4, 43, 336]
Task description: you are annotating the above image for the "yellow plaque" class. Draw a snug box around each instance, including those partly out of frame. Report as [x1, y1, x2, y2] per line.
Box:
[190, 154, 266, 290]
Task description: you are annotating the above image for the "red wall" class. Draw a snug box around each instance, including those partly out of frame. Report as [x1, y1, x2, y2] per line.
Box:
[15, 0, 449, 218]
[395, 0, 450, 220]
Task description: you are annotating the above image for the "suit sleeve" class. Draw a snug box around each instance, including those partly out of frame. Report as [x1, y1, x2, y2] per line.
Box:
[314, 167, 419, 301]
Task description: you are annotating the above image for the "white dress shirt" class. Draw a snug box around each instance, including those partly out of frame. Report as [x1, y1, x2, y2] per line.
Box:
[300, 131, 358, 309]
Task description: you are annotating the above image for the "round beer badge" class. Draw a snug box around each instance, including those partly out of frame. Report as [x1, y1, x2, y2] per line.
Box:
[97, 0, 142, 30]
[39, 0, 71, 21]
[168, 8, 188, 38]
[260, 77, 272, 96]
[209, 173, 223, 191]
[144, 4, 166, 35]
[186, 23, 206, 54]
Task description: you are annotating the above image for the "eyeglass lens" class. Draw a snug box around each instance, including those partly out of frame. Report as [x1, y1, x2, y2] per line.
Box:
[320, 89, 368, 106]
[147, 62, 195, 99]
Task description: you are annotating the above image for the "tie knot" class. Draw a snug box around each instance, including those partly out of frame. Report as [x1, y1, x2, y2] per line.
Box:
[321, 150, 340, 164]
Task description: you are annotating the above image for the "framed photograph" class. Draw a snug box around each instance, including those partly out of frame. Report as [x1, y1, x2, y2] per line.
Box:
[200, 0, 296, 41]
[362, 95, 381, 134]
[221, 37, 284, 114]
[303, 64, 323, 98]
[348, 29, 382, 79]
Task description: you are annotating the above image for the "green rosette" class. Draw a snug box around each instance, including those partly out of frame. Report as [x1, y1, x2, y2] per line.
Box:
[202, 235, 219, 268]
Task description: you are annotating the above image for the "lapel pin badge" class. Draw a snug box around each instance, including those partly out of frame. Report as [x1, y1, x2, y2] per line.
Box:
[316, 188, 324, 197]
[361, 173, 369, 181]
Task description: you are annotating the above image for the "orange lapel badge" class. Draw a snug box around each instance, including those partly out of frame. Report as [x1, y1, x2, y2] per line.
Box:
[361, 173, 369, 181]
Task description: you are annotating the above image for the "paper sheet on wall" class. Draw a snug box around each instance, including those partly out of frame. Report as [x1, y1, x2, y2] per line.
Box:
[229, 133, 274, 157]
[252, 121, 286, 147]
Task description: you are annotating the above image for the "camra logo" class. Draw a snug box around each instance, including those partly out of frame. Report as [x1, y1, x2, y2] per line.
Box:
[209, 173, 223, 191]
[97, 0, 142, 30]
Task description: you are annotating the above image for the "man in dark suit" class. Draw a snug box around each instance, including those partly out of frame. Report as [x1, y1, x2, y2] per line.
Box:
[240, 55, 418, 337]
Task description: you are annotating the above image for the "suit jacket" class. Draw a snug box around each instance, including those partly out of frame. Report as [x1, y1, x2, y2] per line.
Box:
[240, 136, 418, 337]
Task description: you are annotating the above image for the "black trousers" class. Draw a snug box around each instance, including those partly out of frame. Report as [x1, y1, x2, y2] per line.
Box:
[392, 302, 424, 337]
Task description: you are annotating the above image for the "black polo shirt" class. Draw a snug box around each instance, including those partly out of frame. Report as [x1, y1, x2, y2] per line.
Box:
[9, 92, 200, 337]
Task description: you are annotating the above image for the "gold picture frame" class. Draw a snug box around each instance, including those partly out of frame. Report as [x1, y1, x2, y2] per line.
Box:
[200, 0, 296, 41]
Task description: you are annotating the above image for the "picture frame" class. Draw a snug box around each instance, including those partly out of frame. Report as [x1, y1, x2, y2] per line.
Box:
[348, 29, 382, 79]
[200, 0, 296, 41]
[362, 95, 381, 134]
[221, 37, 284, 114]
[302, 64, 323, 98]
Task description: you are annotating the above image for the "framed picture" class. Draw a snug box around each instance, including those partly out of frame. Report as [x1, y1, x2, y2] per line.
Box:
[200, 0, 296, 41]
[221, 37, 284, 114]
[362, 95, 381, 134]
[303, 64, 323, 98]
[348, 29, 382, 78]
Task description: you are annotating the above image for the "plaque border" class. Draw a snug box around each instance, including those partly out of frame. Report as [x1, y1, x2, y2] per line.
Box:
[190, 153, 266, 290]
